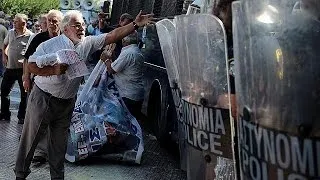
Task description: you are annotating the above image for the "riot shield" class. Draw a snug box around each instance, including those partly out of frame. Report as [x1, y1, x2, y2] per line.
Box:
[233, 0, 320, 179]
[174, 14, 234, 180]
[155, 19, 179, 88]
[156, 19, 187, 171]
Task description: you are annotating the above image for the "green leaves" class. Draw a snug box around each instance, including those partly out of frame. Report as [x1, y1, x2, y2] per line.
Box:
[0, 0, 59, 18]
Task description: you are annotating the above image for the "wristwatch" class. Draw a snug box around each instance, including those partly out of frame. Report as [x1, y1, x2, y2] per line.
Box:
[132, 21, 139, 30]
[105, 59, 112, 63]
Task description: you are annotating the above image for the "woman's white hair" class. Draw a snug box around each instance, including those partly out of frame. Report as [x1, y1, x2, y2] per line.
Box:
[60, 10, 83, 30]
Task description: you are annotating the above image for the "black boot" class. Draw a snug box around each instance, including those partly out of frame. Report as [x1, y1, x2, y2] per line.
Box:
[0, 113, 10, 121]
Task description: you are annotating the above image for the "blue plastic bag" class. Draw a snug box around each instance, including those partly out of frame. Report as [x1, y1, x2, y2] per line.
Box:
[65, 61, 144, 164]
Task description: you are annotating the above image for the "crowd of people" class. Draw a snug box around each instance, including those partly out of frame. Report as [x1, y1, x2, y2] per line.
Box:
[0, 8, 153, 180]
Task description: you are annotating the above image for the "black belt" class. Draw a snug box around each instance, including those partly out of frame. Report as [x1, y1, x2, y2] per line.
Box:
[36, 85, 74, 102]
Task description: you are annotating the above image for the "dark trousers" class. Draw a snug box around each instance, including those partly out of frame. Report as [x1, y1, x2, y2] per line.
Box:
[26, 80, 48, 158]
[122, 97, 143, 120]
[0, 50, 4, 75]
[0, 68, 26, 119]
[15, 85, 75, 179]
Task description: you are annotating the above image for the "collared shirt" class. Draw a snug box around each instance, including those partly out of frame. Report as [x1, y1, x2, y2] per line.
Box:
[4, 29, 32, 69]
[29, 33, 106, 99]
[111, 44, 145, 101]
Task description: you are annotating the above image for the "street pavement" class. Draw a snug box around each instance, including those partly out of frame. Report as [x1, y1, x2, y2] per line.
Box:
[0, 76, 186, 180]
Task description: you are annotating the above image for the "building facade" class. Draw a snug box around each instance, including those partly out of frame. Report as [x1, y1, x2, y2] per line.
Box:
[110, 0, 186, 25]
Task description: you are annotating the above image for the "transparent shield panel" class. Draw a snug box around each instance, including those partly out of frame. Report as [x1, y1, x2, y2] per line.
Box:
[156, 19, 179, 87]
[175, 14, 229, 106]
[175, 14, 234, 180]
[156, 19, 187, 171]
[233, 0, 320, 179]
[232, 0, 246, 120]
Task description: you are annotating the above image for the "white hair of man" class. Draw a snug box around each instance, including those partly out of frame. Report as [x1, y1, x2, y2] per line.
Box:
[47, 9, 63, 21]
[60, 10, 83, 30]
[123, 31, 138, 45]
[15, 13, 28, 22]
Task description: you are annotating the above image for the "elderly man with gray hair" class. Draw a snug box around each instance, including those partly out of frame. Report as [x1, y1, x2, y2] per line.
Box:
[14, 10, 153, 180]
[0, 13, 32, 124]
[104, 31, 145, 120]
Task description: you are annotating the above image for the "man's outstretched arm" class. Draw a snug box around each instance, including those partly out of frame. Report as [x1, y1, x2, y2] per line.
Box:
[104, 11, 153, 45]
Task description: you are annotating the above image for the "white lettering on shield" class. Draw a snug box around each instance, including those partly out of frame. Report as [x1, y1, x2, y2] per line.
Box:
[180, 100, 230, 157]
[239, 117, 320, 180]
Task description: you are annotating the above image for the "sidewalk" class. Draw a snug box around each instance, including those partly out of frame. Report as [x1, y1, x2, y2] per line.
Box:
[0, 78, 186, 180]
[0, 114, 186, 180]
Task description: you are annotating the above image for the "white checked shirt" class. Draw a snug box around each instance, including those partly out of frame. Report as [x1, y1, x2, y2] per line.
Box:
[29, 34, 106, 99]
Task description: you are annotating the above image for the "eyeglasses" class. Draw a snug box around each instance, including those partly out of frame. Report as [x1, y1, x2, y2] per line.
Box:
[69, 23, 86, 29]
[47, 19, 59, 24]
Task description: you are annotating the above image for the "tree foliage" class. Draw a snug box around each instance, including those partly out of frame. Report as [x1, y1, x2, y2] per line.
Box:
[0, 0, 59, 18]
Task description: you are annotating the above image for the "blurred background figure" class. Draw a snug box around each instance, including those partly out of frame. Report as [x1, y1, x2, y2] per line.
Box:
[38, 14, 47, 32]
[119, 13, 134, 27]
[4, 14, 13, 29]
[32, 21, 41, 33]
[27, 19, 33, 30]
[95, 13, 105, 35]
[86, 19, 98, 35]
[96, 12, 113, 34]
[0, 11, 5, 19]
[0, 18, 8, 76]
[4, 20, 11, 29]
[0, 12, 11, 30]
[111, 13, 134, 60]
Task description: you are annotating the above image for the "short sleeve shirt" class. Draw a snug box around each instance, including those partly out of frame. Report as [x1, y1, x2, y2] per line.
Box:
[111, 44, 145, 101]
[4, 29, 33, 69]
